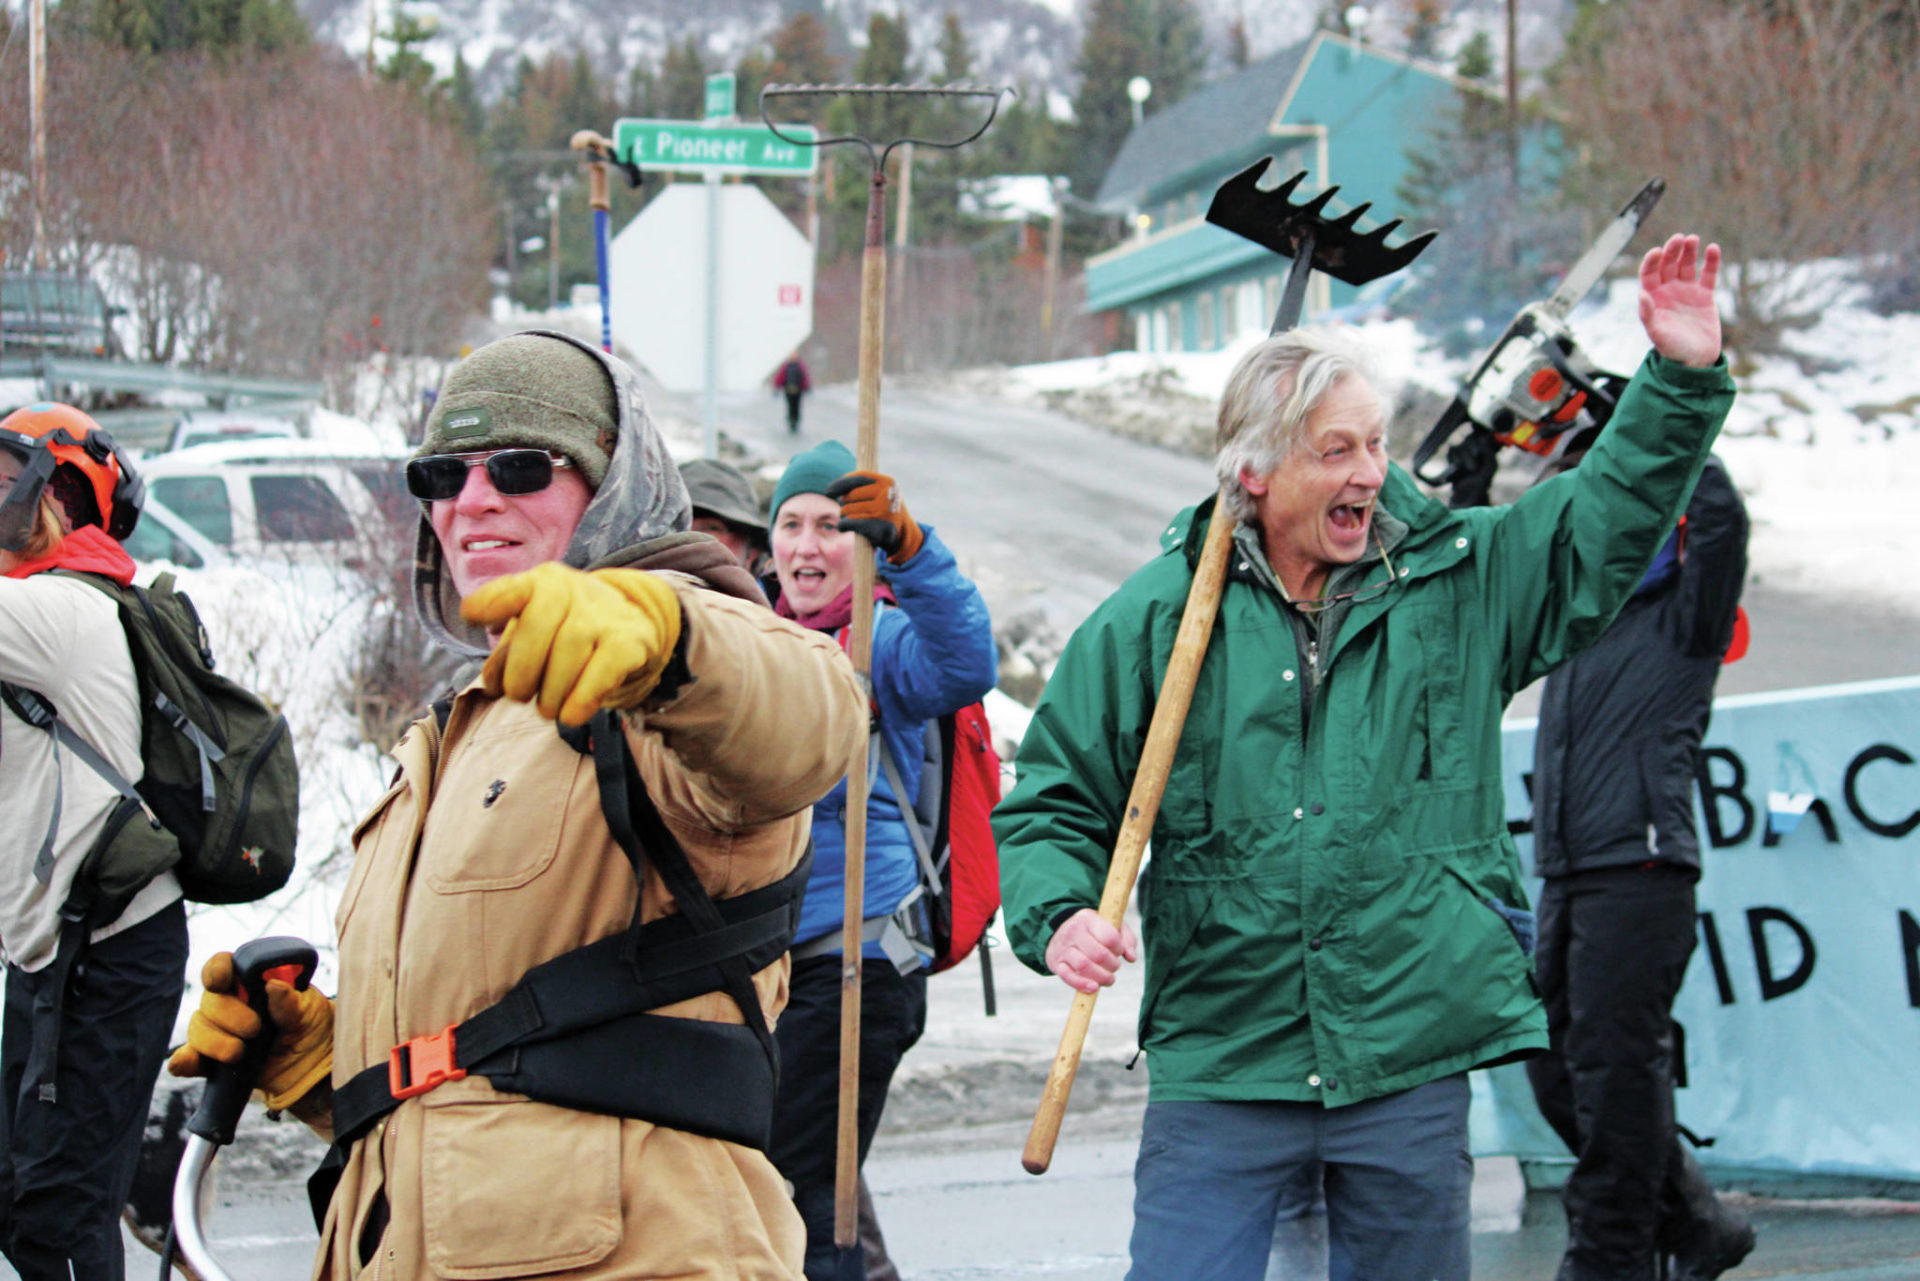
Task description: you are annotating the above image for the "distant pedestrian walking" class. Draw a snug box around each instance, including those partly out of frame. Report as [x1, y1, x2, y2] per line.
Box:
[775, 354, 812, 434]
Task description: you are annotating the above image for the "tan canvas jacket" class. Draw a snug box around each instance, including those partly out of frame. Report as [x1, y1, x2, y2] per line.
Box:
[316, 577, 864, 1280]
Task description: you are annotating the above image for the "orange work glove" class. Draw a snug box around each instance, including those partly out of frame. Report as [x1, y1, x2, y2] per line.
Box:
[826, 470, 924, 565]
[167, 951, 334, 1111]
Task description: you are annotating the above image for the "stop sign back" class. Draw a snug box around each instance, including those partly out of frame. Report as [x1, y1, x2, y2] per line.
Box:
[608, 183, 814, 394]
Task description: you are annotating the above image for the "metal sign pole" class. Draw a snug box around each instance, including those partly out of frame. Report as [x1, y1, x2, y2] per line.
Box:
[702, 170, 721, 459]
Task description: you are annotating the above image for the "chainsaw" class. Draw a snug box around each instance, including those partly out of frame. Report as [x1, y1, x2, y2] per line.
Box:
[1409, 177, 1666, 508]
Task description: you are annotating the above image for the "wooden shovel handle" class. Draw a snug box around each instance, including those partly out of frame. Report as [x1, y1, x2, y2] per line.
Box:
[1022, 499, 1240, 1175]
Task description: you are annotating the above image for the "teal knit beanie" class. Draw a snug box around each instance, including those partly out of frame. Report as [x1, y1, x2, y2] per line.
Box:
[769, 439, 856, 524]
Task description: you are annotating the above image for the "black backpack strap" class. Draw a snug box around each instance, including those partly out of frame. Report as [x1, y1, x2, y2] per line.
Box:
[311, 710, 806, 1227]
[587, 711, 781, 1082]
[2, 681, 148, 884]
[20, 910, 90, 1106]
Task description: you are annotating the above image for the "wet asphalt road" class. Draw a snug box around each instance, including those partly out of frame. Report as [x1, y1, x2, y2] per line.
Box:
[22, 376, 1918, 1281]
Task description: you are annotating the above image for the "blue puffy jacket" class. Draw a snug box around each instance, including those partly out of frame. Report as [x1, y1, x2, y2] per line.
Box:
[792, 524, 998, 956]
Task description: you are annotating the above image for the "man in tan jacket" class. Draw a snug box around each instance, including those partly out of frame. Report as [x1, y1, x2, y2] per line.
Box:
[172, 331, 866, 1279]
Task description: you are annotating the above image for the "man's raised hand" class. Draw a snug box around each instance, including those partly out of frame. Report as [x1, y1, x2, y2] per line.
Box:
[1639, 233, 1722, 369]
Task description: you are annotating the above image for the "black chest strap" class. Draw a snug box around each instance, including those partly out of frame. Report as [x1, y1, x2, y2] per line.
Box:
[309, 710, 807, 1228]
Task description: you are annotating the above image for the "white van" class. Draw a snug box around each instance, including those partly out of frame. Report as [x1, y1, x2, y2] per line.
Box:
[137, 438, 413, 567]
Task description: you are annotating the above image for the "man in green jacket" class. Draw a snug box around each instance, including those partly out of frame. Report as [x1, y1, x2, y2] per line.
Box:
[994, 235, 1733, 1281]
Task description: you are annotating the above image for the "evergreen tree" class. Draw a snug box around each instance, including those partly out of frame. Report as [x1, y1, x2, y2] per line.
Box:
[1394, 30, 1573, 337]
[936, 11, 974, 82]
[1402, 0, 1447, 61]
[69, 0, 308, 54]
[1225, 13, 1251, 69]
[1068, 0, 1145, 199]
[659, 38, 709, 119]
[766, 11, 841, 86]
[380, 10, 438, 97]
[448, 51, 486, 140]
[1143, 0, 1207, 106]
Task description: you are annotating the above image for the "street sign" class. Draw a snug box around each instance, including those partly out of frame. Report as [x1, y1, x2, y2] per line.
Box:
[612, 118, 818, 176]
[704, 73, 735, 121]
[609, 183, 814, 395]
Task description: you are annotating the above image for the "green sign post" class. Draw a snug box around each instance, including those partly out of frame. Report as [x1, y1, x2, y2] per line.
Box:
[612, 118, 818, 177]
[704, 73, 736, 121]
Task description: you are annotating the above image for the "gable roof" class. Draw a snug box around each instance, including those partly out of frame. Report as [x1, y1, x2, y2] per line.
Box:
[1093, 39, 1314, 211]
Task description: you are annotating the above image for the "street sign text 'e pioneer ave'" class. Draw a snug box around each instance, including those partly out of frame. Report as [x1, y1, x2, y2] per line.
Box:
[613, 119, 818, 177]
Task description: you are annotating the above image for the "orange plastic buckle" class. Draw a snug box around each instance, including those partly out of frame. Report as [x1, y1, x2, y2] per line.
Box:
[388, 1025, 466, 1100]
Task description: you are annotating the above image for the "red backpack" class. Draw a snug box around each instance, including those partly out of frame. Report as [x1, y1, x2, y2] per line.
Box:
[837, 626, 1004, 1004]
[879, 704, 1002, 974]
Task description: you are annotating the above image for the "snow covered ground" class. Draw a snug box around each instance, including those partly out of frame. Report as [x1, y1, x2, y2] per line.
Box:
[1001, 272, 1920, 618]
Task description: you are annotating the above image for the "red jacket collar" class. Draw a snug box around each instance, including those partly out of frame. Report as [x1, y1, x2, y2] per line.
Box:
[4, 524, 137, 585]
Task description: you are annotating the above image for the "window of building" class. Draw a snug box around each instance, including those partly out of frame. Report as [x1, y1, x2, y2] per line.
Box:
[1197, 292, 1216, 349]
[1167, 302, 1183, 352]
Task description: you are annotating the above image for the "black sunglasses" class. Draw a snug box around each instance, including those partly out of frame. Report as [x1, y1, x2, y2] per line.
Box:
[405, 449, 573, 502]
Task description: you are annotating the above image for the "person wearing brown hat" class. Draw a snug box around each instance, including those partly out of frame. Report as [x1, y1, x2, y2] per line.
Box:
[683, 456, 772, 581]
[169, 330, 866, 1280]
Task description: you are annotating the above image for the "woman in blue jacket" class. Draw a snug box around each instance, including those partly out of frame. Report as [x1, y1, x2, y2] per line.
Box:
[765, 439, 996, 1280]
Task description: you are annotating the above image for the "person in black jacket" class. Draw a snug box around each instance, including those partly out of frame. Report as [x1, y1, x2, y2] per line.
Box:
[1525, 452, 1755, 1281]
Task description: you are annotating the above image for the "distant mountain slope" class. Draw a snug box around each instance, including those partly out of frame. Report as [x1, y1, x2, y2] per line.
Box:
[304, 0, 1081, 102]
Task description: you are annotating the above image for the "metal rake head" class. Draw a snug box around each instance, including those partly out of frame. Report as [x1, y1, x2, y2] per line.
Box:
[760, 82, 1010, 169]
[1206, 157, 1436, 288]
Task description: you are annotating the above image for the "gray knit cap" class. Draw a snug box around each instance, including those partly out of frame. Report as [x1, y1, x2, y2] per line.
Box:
[419, 333, 617, 488]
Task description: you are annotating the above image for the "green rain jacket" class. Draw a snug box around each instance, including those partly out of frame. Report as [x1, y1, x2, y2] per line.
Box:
[996, 353, 1735, 1108]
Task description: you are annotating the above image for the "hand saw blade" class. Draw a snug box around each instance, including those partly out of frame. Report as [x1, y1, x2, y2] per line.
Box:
[1541, 177, 1667, 322]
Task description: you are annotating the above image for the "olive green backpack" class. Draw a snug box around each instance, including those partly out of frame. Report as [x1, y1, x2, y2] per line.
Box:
[3, 570, 298, 929]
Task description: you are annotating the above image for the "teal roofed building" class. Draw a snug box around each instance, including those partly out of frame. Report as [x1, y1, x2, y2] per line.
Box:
[1088, 31, 1481, 353]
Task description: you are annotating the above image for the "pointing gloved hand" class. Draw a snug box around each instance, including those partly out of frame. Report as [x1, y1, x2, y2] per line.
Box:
[167, 951, 334, 1111]
[462, 564, 683, 726]
[826, 470, 924, 565]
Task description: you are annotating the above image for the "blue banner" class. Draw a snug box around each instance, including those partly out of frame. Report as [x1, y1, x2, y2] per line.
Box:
[1471, 676, 1920, 1184]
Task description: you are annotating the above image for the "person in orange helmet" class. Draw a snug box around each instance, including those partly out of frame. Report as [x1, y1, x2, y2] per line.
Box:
[0, 403, 187, 1281]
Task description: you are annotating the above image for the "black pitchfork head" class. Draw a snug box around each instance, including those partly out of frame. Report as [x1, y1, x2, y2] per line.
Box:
[1206, 157, 1437, 333]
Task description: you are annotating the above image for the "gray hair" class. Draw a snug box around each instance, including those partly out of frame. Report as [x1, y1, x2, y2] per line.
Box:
[1213, 327, 1393, 522]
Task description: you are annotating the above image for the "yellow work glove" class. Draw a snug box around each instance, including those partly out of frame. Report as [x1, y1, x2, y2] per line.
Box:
[166, 951, 335, 1112]
[462, 563, 683, 727]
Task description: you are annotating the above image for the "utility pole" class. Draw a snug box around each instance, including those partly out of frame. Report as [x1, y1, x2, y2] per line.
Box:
[367, 0, 379, 74]
[547, 185, 561, 312]
[1040, 176, 1066, 358]
[1505, 0, 1519, 180]
[29, 0, 48, 269]
[891, 143, 914, 372]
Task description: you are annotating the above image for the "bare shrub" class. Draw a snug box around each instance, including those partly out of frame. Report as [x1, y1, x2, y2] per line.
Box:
[1553, 0, 1920, 348]
[0, 38, 492, 394]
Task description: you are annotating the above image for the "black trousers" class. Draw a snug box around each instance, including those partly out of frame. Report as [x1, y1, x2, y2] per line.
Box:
[770, 953, 927, 1281]
[1, 899, 187, 1281]
[1526, 866, 1698, 1281]
[784, 389, 805, 432]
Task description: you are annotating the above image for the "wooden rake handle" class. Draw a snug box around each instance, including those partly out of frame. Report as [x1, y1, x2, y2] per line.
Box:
[1022, 499, 1239, 1175]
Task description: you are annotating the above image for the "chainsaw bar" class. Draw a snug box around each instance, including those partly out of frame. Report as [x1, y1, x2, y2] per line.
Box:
[1542, 176, 1666, 321]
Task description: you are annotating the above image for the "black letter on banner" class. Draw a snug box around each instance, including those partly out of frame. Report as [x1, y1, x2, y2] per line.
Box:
[1845, 745, 1920, 840]
[1902, 911, 1920, 1009]
[1761, 798, 1840, 848]
[1747, 907, 1816, 1001]
[1697, 912, 1736, 1005]
[1696, 748, 1754, 848]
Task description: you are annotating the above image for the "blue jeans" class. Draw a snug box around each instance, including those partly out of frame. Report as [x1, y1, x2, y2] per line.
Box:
[1127, 1075, 1473, 1281]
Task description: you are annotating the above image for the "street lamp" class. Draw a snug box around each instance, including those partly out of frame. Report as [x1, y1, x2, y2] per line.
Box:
[1127, 76, 1151, 129]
